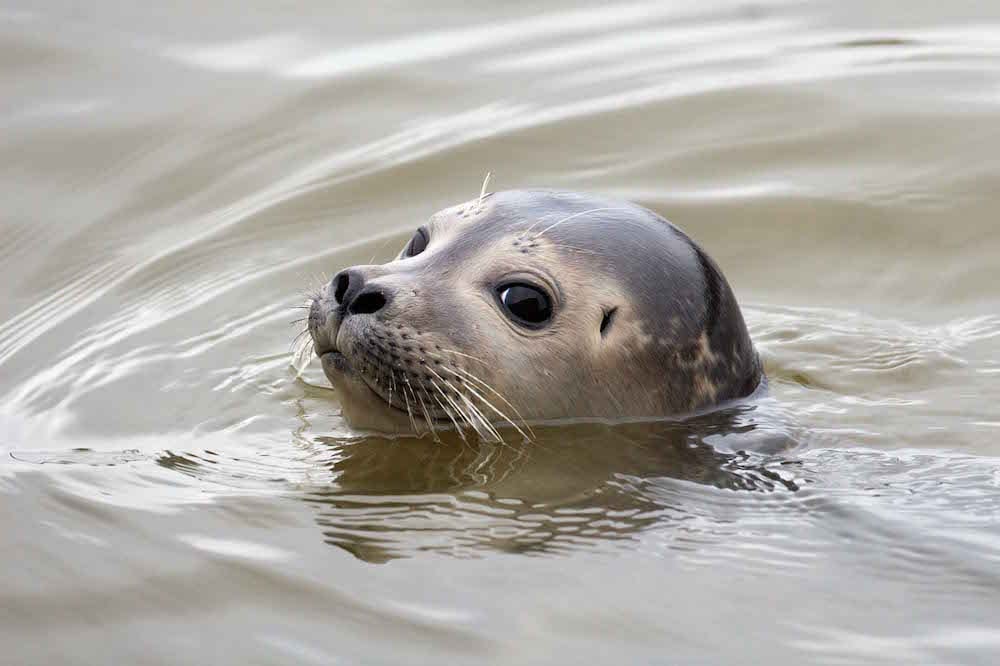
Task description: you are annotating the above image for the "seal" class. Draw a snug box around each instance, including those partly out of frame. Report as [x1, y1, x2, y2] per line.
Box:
[307, 189, 762, 439]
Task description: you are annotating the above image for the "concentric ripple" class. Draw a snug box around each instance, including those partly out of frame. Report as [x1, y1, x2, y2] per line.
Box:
[3, 0, 1000, 663]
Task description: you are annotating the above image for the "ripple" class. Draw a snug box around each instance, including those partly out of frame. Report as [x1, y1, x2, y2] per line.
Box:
[164, 3, 701, 79]
[3, 2, 1000, 662]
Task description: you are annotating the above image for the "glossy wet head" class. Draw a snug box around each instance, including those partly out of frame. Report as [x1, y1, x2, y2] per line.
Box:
[307, 189, 761, 436]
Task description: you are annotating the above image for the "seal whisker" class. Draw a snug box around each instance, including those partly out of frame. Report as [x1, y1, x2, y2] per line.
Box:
[400, 377, 420, 435]
[455, 391, 504, 444]
[421, 384, 447, 443]
[301, 280, 323, 297]
[544, 243, 601, 256]
[449, 391, 490, 442]
[290, 327, 311, 351]
[523, 210, 563, 234]
[532, 207, 630, 239]
[429, 380, 470, 444]
[467, 388, 530, 443]
[424, 365, 488, 441]
[436, 363, 535, 438]
[437, 398, 468, 444]
[428, 368, 516, 442]
[375, 360, 392, 406]
[429, 375, 474, 434]
[428, 387, 456, 430]
[426, 363, 500, 442]
[412, 381, 440, 442]
[479, 171, 492, 206]
[441, 363, 533, 430]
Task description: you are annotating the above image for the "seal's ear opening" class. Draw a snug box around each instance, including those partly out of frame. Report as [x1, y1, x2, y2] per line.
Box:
[600, 307, 618, 337]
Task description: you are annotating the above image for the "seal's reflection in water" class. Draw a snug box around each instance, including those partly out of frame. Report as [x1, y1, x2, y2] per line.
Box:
[307, 406, 797, 563]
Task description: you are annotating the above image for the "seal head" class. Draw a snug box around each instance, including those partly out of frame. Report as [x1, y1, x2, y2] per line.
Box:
[307, 189, 761, 436]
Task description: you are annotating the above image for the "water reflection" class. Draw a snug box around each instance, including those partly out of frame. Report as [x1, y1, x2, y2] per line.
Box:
[303, 406, 798, 562]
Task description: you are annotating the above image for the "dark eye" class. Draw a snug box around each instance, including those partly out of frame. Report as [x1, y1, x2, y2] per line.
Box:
[497, 283, 553, 328]
[403, 227, 428, 257]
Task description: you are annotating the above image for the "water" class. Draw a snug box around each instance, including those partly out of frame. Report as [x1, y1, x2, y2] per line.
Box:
[3, 1, 1000, 663]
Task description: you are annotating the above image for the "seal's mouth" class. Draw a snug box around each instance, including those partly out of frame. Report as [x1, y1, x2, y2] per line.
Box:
[308, 302, 495, 433]
[316, 346, 349, 372]
[356, 364, 451, 421]
[313, 337, 353, 375]
[317, 343, 449, 422]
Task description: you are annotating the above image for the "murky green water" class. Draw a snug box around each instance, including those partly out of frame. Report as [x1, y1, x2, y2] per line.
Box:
[3, 1, 1000, 663]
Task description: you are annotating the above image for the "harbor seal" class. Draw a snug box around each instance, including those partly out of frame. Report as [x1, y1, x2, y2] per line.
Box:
[307, 189, 762, 439]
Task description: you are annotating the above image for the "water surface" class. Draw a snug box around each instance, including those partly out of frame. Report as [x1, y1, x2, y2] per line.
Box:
[3, 1, 1000, 663]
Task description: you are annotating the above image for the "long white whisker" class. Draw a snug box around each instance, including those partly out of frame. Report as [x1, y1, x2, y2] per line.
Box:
[400, 377, 420, 434]
[437, 363, 535, 438]
[461, 397, 525, 453]
[524, 210, 564, 234]
[387, 366, 395, 409]
[432, 381, 472, 444]
[430, 384, 467, 443]
[426, 361, 500, 443]
[532, 207, 629, 239]
[544, 244, 600, 256]
[424, 366, 486, 441]
[430, 365, 526, 450]
[436, 348, 489, 366]
[413, 382, 440, 442]
[454, 379, 531, 443]
[290, 327, 311, 350]
[430, 377, 474, 436]
[455, 391, 504, 444]
[479, 171, 492, 206]
[428, 349, 534, 436]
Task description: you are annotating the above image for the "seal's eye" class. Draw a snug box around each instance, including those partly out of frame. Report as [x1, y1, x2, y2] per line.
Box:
[497, 283, 552, 328]
[403, 227, 429, 258]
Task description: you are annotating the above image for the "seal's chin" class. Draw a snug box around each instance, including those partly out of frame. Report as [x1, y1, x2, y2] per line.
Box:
[317, 348, 427, 434]
[318, 348, 388, 408]
[318, 349, 351, 375]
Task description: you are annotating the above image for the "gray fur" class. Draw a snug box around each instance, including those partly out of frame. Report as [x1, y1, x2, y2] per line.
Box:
[307, 189, 762, 436]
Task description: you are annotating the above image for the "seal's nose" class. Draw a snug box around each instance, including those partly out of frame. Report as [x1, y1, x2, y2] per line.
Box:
[332, 268, 391, 316]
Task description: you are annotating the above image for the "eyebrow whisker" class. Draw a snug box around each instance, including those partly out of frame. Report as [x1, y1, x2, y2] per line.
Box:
[532, 207, 630, 239]
[478, 171, 492, 206]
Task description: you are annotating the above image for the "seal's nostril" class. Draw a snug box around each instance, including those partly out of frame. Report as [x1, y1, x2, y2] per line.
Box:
[349, 290, 387, 315]
[332, 267, 393, 316]
[334, 272, 350, 304]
